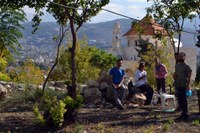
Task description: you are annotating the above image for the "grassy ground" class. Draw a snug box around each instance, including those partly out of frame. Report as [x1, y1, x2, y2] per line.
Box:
[0, 90, 200, 133]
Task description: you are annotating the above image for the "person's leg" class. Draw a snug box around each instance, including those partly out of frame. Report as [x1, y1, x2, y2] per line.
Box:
[145, 84, 154, 105]
[176, 87, 188, 120]
[119, 84, 125, 104]
[179, 87, 188, 116]
[128, 81, 134, 100]
[112, 86, 124, 109]
[160, 78, 166, 93]
[175, 86, 181, 110]
[156, 78, 161, 94]
[139, 84, 153, 105]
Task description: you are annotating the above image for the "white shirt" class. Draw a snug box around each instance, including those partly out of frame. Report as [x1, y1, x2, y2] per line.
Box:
[134, 69, 147, 87]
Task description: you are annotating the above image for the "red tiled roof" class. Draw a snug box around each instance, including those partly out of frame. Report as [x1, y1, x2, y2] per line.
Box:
[123, 16, 167, 37]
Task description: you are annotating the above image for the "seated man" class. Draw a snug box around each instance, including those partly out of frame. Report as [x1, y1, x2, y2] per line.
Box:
[109, 59, 125, 110]
[134, 62, 153, 105]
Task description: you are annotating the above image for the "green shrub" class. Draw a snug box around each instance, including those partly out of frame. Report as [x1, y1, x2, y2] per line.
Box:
[0, 72, 10, 81]
[33, 92, 83, 127]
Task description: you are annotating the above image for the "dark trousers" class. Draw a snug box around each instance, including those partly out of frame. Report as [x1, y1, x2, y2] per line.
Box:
[156, 78, 166, 93]
[138, 84, 153, 105]
[177, 87, 188, 116]
[112, 85, 125, 107]
[175, 85, 181, 108]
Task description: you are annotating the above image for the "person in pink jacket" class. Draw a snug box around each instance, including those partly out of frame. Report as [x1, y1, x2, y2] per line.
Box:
[154, 58, 168, 94]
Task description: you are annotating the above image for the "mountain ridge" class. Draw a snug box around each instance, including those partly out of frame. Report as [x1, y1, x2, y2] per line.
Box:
[21, 18, 198, 49]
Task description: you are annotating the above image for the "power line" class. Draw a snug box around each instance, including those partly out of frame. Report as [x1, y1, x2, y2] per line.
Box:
[48, 0, 197, 35]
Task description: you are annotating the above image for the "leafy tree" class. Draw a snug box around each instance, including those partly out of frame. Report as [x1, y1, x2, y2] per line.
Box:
[1, 0, 110, 98]
[48, 0, 110, 99]
[0, 56, 10, 81]
[0, 7, 27, 58]
[147, 0, 200, 53]
[0, 0, 110, 126]
[51, 37, 116, 83]
[14, 59, 44, 86]
[90, 48, 116, 72]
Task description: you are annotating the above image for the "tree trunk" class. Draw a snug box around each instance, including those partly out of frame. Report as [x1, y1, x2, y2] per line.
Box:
[69, 19, 77, 100]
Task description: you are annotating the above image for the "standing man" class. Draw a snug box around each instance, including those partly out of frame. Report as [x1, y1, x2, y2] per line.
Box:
[154, 57, 168, 94]
[173, 52, 181, 111]
[174, 52, 192, 121]
[109, 59, 125, 110]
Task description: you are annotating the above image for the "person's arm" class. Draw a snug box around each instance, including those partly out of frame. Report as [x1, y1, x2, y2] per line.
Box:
[109, 68, 116, 87]
[135, 70, 146, 81]
[118, 76, 124, 87]
[186, 66, 192, 88]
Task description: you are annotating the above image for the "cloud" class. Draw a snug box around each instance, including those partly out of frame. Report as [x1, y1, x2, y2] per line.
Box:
[103, 3, 125, 14]
[127, 5, 148, 19]
[23, 6, 35, 14]
[89, 3, 125, 23]
[127, 0, 148, 2]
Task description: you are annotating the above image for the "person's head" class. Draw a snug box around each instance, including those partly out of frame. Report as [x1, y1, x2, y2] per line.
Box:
[154, 57, 160, 65]
[116, 58, 123, 68]
[174, 52, 179, 62]
[139, 62, 145, 71]
[179, 52, 186, 62]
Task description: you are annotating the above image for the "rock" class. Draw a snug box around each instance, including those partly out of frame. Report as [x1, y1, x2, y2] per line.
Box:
[0, 84, 8, 100]
[54, 81, 67, 90]
[86, 80, 99, 88]
[97, 74, 112, 85]
[83, 87, 101, 104]
[48, 86, 55, 91]
[99, 82, 109, 91]
[78, 84, 87, 95]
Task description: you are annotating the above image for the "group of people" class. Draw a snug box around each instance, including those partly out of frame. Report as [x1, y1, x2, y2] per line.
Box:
[109, 52, 192, 122]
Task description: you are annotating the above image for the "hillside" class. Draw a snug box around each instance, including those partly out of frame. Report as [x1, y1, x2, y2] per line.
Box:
[21, 18, 198, 49]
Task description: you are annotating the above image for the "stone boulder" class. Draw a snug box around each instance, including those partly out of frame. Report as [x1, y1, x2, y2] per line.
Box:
[86, 80, 99, 88]
[0, 84, 8, 100]
[54, 81, 67, 90]
[97, 74, 112, 85]
[83, 87, 102, 105]
[78, 84, 87, 95]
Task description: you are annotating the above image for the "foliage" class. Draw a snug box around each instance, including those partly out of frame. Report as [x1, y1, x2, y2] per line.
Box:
[13, 59, 44, 85]
[47, 0, 110, 93]
[192, 119, 200, 126]
[33, 104, 46, 126]
[51, 37, 116, 83]
[0, 56, 10, 81]
[0, 72, 10, 81]
[90, 48, 116, 72]
[0, 7, 27, 58]
[139, 38, 174, 88]
[147, 0, 200, 53]
[34, 92, 83, 127]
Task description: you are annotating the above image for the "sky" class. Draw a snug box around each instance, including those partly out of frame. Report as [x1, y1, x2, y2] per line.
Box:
[24, 0, 152, 23]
